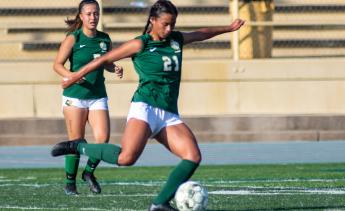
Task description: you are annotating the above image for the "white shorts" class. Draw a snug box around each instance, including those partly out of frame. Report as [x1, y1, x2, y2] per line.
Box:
[127, 102, 183, 138]
[62, 96, 108, 110]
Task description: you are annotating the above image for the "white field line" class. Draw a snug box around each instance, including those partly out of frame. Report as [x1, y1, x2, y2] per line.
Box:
[208, 178, 345, 184]
[0, 179, 22, 182]
[210, 189, 345, 195]
[0, 176, 35, 183]
[0, 207, 140, 211]
[0, 206, 69, 210]
[80, 208, 141, 211]
[83, 194, 156, 197]
[103, 181, 164, 186]
[19, 176, 36, 180]
[0, 184, 50, 187]
[2, 178, 345, 187]
[1, 179, 345, 196]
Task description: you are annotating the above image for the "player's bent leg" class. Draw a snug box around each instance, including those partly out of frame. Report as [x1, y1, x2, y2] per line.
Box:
[51, 139, 121, 164]
[163, 123, 201, 163]
[78, 143, 121, 164]
[151, 159, 199, 207]
[150, 123, 201, 208]
[117, 118, 151, 166]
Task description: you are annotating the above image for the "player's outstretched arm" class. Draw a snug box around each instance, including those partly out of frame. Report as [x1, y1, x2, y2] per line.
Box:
[62, 39, 142, 88]
[182, 18, 245, 45]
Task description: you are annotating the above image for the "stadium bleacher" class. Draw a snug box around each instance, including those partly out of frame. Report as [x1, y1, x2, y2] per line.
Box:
[0, 0, 345, 60]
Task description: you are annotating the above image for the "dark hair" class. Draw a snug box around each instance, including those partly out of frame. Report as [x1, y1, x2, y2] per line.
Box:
[65, 0, 99, 33]
[142, 0, 178, 34]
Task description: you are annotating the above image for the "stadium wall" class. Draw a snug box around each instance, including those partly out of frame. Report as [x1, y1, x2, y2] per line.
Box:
[1, 58, 345, 145]
[1, 58, 345, 118]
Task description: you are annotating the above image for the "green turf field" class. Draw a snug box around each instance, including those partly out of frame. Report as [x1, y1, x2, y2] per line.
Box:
[1, 163, 345, 210]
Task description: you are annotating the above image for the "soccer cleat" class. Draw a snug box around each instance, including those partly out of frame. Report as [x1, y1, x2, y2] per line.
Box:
[148, 203, 177, 211]
[51, 139, 86, 157]
[82, 171, 101, 194]
[63, 183, 79, 195]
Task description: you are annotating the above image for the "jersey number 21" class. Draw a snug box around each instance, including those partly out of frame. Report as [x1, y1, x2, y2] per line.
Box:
[162, 56, 179, 72]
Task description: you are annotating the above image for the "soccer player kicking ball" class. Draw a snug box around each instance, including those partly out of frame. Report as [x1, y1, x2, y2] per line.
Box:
[52, 0, 244, 210]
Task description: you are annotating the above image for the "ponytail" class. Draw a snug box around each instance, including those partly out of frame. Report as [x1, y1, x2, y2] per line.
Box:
[142, 17, 152, 35]
[65, 15, 83, 33]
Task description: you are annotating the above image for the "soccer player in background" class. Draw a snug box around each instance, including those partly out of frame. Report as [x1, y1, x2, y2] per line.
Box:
[53, 0, 123, 195]
[52, 0, 244, 209]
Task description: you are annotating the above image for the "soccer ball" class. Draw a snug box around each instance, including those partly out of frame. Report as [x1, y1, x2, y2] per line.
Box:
[174, 181, 208, 211]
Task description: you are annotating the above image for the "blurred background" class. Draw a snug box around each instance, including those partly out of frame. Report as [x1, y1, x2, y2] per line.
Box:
[1, 0, 345, 146]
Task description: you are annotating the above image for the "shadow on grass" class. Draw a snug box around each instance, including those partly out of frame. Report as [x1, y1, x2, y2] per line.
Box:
[208, 205, 345, 211]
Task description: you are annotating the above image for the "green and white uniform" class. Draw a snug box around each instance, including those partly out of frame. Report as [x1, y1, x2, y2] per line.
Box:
[73, 32, 199, 205]
[63, 28, 111, 99]
[131, 31, 184, 115]
[62, 29, 112, 191]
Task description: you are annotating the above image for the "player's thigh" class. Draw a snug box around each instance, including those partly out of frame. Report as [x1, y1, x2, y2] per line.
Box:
[63, 106, 88, 139]
[156, 123, 201, 163]
[88, 109, 110, 143]
[118, 118, 151, 165]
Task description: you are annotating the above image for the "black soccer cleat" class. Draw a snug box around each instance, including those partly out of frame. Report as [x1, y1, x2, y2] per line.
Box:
[148, 203, 177, 211]
[63, 183, 79, 196]
[82, 171, 101, 194]
[51, 138, 86, 157]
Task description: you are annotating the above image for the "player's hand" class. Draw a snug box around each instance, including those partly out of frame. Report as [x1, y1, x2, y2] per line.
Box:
[105, 63, 123, 79]
[62, 72, 83, 89]
[114, 65, 123, 79]
[230, 19, 245, 32]
[104, 63, 116, 72]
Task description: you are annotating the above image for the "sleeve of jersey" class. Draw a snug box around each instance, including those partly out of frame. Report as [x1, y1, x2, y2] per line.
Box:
[66, 30, 78, 39]
[65, 31, 78, 51]
[132, 35, 148, 58]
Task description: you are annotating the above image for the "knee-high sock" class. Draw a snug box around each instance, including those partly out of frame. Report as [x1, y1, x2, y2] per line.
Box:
[153, 159, 199, 205]
[65, 154, 80, 184]
[77, 143, 121, 165]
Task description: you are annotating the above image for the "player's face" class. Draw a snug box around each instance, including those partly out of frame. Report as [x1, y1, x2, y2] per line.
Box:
[80, 3, 99, 30]
[151, 13, 176, 40]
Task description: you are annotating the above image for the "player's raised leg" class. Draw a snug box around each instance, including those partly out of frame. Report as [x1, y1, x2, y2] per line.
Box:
[51, 118, 151, 166]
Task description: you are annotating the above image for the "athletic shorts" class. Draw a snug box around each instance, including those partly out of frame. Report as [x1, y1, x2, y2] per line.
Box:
[62, 96, 108, 110]
[127, 102, 183, 138]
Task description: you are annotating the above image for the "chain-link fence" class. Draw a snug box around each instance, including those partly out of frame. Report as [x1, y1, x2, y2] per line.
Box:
[0, 0, 345, 61]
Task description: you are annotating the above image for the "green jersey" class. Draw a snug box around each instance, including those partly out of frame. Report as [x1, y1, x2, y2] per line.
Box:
[63, 29, 111, 99]
[131, 31, 184, 114]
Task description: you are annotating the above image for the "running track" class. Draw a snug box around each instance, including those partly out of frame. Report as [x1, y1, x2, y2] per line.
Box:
[0, 141, 344, 168]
